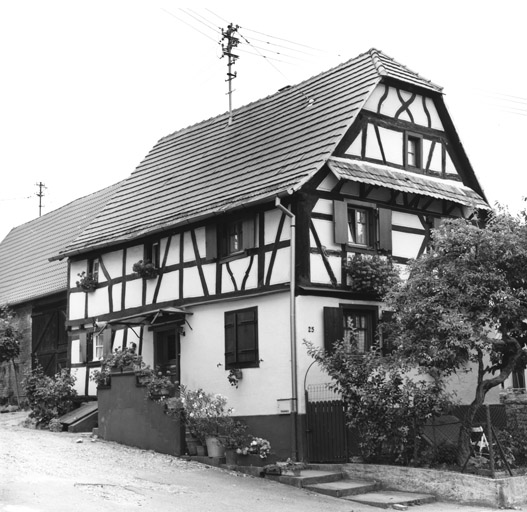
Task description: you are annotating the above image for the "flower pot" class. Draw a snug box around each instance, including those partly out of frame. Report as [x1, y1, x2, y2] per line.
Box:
[205, 436, 225, 458]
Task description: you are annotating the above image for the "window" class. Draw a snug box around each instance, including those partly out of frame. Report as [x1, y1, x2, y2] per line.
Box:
[348, 207, 372, 246]
[89, 258, 100, 283]
[146, 241, 160, 268]
[343, 310, 374, 352]
[324, 306, 377, 353]
[224, 307, 259, 369]
[209, 215, 256, 259]
[405, 133, 422, 168]
[94, 333, 104, 360]
[334, 201, 392, 253]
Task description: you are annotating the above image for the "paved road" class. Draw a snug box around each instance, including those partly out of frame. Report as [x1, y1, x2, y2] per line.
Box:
[0, 411, 508, 511]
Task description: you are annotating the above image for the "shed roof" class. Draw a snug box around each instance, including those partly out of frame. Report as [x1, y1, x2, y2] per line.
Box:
[57, 49, 483, 259]
[0, 182, 121, 306]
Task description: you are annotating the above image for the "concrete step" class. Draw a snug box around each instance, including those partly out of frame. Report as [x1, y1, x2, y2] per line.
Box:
[265, 470, 343, 488]
[344, 490, 436, 509]
[305, 479, 380, 498]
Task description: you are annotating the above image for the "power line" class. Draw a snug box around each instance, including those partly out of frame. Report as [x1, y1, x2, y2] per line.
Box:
[160, 8, 219, 44]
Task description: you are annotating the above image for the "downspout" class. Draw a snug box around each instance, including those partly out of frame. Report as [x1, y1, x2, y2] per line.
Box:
[274, 196, 298, 461]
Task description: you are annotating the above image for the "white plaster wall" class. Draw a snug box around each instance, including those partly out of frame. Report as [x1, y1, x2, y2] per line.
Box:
[70, 260, 87, 288]
[316, 174, 339, 193]
[312, 198, 333, 216]
[166, 235, 181, 266]
[145, 276, 159, 304]
[87, 288, 110, 318]
[264, 209, 290, 245]
[182, 232, 195, 263]
[392, 211, 423, 230]
[111, 283, 123, 312]
[69, 293, 85, 321]
[266, 248, 290, 285]
[156, 271, 179, 303]
[312, 218, 336, 249]
[344, 132, 362, 157]
[72, 366, 86, 395]
[183, 266, 202, 298]
[378, 127, 403, 166]
[179, 293, 292, 416]
[392, 231, 424, 260]
[125, 279, 143, 309]
[127, 245, 144, 271]
[366, 124, 383, 160]
[425, 97, 443, 130]
[101, 250, 123, 280]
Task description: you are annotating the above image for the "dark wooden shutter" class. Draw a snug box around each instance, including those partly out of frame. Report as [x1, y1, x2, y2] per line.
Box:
[224, 311, 236, 367]
[102, 329, 112, 357]
[242, 216, 256, 250]
[377, 207, 392, 253]
[236, 308, 258, 365]
[205, 224, 217, 259]
[79, 332, 87, 363]
[333, 201, 348, 244]
[323, 307, 344, 352]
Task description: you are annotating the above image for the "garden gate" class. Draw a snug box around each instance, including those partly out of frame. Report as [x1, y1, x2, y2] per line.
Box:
[305, 384, 359, 462]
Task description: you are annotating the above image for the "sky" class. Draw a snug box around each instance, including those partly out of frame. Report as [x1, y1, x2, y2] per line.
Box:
[1, 1, 526, 242]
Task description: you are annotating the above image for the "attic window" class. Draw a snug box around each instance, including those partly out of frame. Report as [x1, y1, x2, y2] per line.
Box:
[89, 258, 100, 283]
[146, 241, 160, 268]
[406, 133, 422, 168]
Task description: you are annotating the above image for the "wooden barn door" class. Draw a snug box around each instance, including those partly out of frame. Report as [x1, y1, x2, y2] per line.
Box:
[32, 303, 68, 376]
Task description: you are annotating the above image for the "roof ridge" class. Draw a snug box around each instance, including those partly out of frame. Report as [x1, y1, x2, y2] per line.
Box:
[367, 47, 443, 91]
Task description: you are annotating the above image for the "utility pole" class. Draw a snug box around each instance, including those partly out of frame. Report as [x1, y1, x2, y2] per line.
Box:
[221, 23, 240, 125]
[35, 182, 46, 217]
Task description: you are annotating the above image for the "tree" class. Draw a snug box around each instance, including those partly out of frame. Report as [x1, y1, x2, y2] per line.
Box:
[385, 208, 527, 429]
[0, 306, 22, 404]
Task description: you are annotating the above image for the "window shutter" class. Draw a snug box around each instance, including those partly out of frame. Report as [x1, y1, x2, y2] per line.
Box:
[323, 307, 344, 352]
[242, 216, 256, 250]
[102, 329, 112, 357]
[377, 208, 392, 253]
[224, 312, 236, 367]
[205, 224, 217, 259]
[334, 201, 348, 244]
[79, 332, 87, 363]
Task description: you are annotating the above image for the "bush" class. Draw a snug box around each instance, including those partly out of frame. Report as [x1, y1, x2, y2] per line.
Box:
[305, 337, 452, 464]
[23, 365, 77, 427]
[0, 306, 21, 363]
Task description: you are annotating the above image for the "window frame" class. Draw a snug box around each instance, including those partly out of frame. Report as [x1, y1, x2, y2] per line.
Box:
[347, 206, 374, 248]
[145, 241, 161, 268]
[405, 132, 423, 169]
[224, 306, 259, 370]
[217, 215, 256, 260]
[89, 257, 100, 283]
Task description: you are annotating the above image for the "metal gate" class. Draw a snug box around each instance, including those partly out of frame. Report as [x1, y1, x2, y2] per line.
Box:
[305, 384, 359, 463]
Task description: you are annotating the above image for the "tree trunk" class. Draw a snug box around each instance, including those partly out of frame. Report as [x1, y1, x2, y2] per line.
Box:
[458, 336, 521, 465]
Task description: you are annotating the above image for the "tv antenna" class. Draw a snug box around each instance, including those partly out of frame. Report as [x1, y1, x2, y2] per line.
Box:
[221, 23, 240, 125]
[35, 182, 46, 217]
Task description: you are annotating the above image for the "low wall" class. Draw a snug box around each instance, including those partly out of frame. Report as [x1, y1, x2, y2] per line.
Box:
[97, 372, 183, 455]
[310, 463, 527, 508]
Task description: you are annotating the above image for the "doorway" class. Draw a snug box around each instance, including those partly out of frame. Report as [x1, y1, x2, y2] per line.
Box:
[153, 327, 180, 385]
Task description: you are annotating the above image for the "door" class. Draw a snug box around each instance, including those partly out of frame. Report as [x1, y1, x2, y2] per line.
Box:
[32, 305, 68, 376]
[154, 328, 180, 384]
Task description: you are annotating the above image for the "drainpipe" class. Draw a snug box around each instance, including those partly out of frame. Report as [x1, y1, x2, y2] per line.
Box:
[275, 196, 298, 461]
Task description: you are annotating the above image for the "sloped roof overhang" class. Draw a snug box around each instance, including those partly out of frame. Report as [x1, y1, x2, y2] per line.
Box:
[102, 307, 192, 329]
[327, 157, 490, 210]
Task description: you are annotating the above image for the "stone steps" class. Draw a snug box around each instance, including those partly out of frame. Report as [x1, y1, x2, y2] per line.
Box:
[264, 467, 436, 509]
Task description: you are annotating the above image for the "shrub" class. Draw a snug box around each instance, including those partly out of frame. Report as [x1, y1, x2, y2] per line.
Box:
[0, 306, 21, 363]
[305, 337, 452, 464]
[344, 254, 400, 297]
[23, 365, 77, 427]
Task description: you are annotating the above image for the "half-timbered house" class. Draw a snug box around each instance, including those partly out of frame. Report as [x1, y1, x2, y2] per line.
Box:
[53, 49, 494, 459]
[0, 183, 120, 402]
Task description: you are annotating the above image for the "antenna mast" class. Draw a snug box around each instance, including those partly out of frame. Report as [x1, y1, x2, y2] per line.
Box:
[221, 23, 240, 125]
[35, 181, 46, 217]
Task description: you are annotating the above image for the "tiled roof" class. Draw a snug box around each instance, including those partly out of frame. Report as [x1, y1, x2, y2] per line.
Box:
[327, 157, 489, 210]
[59, 49, 445, 258]
[0, 183, 122, 305]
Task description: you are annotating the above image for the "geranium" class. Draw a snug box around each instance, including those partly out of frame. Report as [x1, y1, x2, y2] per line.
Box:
[237, 436, 271, 459]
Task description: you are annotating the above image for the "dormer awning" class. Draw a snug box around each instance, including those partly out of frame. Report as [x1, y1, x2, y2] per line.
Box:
[327, 157, 490, 210]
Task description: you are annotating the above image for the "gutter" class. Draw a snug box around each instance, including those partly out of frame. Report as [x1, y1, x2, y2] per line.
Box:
[274, 195, 299, 461]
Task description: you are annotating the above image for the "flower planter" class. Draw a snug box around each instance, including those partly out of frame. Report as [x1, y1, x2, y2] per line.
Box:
[196, 444, 207, 456]
[225, 449, 237, 465]
[235, 453, 267, 467]
[205, 436, 225, 458]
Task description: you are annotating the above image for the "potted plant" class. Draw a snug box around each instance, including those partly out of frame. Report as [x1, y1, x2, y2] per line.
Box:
[132, 259, 159, 279]
[344, 254, 399, 297]
[227, 368, 243, 388]
[76, 271, 97, 292]
[145, 368, 177, 400]
[90, 365, 111, 388]
[103, 347, 143, 374]
[223, 419, 249, 465]
[167, 386, 233, 457]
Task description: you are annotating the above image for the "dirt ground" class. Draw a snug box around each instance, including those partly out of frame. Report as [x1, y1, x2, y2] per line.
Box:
[0, 411, 512, 512]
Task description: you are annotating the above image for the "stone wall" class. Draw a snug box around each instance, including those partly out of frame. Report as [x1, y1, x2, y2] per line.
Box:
[0, 303, 32, 403]
[500, 389, 527, 431]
